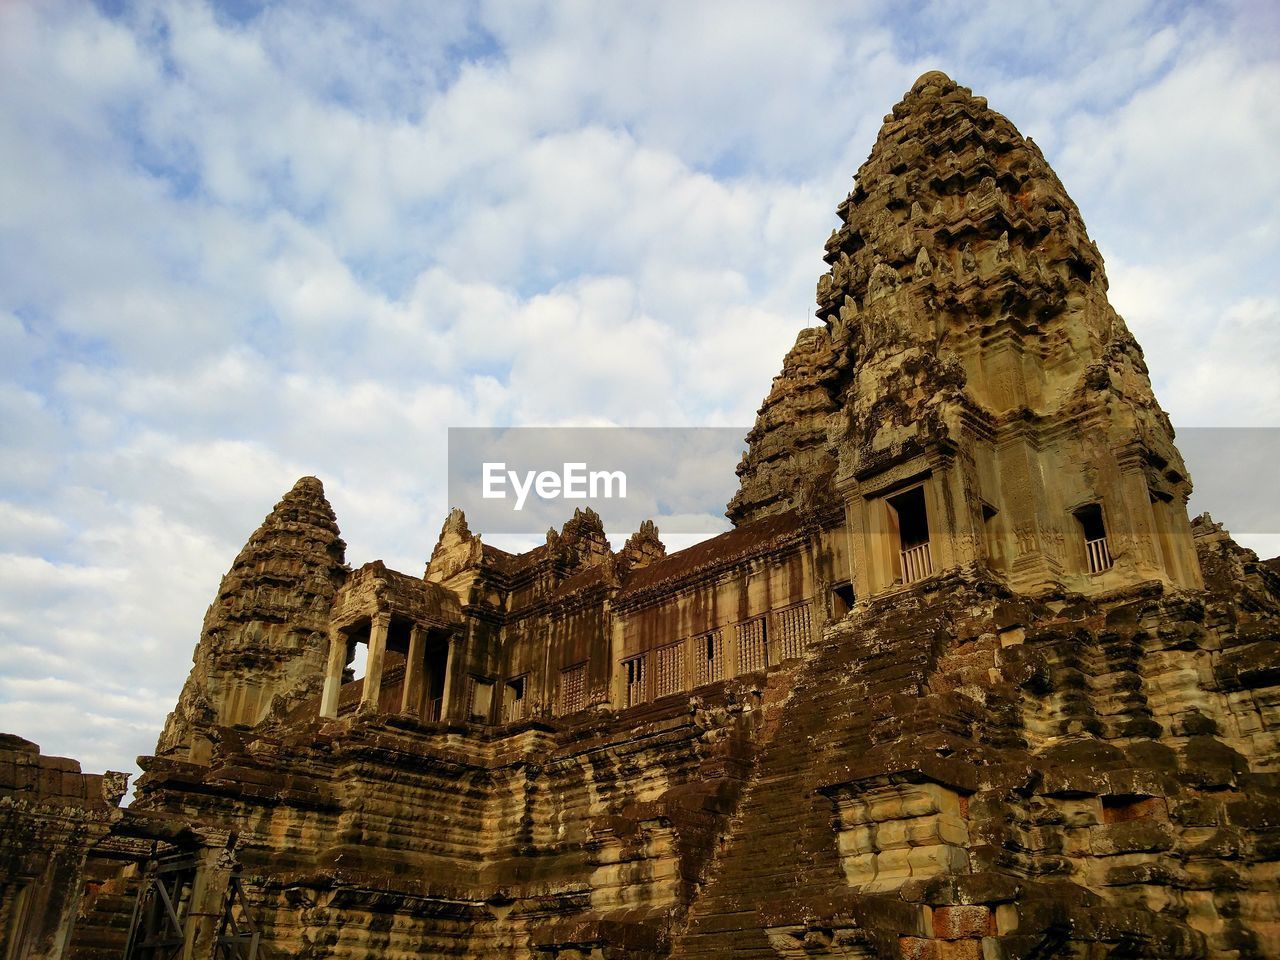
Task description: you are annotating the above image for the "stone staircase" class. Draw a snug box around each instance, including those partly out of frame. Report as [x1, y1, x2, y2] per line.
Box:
[66, 873, 141, 960]
[672, 597, 954, 958]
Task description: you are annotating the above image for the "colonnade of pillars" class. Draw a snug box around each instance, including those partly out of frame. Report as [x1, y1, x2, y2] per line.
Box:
[318, 613, 462, 721]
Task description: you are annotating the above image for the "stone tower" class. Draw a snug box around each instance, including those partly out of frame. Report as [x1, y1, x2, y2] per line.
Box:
[156, 476, 347, 762]
[736, 71, 1203, 600]
[727, 324, 840, 525]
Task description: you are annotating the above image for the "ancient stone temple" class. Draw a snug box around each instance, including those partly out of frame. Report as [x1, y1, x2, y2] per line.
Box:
[4, 71, 1280, 960]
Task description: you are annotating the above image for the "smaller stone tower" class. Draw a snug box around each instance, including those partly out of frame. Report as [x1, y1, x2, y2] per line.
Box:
[156, 476, 347, 762]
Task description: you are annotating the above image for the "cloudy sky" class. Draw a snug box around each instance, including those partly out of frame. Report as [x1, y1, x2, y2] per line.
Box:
[1, 0, 1277, 785]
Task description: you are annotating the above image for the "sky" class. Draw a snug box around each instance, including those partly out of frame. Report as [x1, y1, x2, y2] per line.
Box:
[1, 0, 1278, 786]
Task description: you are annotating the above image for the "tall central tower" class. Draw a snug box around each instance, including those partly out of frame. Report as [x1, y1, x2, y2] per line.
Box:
[737, 71, 1203, 600]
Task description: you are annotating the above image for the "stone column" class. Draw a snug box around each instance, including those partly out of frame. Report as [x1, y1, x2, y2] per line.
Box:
[724, 617, 740, 680]
[31, 846, 93, 960]
[440, 632, 465, 721]
[607, 604, 628, 707]
[319, 630, 347, 719]
[1117, 464, 1165, 582]
[864, 492, 898, 594]
[683, 630, 697, 694]
[1158, 497, 1205, 590]
[929, 458, 983, 573]
[997, 435, 1062, 592]
[182, 844, 235, 960]
[360, 613, 391, 711]
[842, 490, 875, 601]
[801, 531, 823, 645]
[401, 623, 425, 716]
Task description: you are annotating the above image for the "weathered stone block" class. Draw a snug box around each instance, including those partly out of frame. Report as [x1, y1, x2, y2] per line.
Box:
[932, 905, 993, 940]
[1090, 820, 1175, 856]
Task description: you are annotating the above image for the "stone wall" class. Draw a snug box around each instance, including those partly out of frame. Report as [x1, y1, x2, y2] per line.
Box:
[0, 736, 125, 960]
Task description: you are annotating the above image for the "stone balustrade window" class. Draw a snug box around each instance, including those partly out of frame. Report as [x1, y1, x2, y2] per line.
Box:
[654, 641, 685, 698]
[888, 484, 932, 585]
[775, 602, 811, 661]
[737, 617, 768, 674]
[465, 676, 493, 722]
[560, 662, 587, 715]
[623, 654, 647, 707]
[695, 630, 724, 687]
[503, 675, 527, 723]
[1073, 503, 1113, 574]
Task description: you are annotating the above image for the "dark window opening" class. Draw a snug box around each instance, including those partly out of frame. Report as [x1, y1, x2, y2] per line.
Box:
[832, 581, 855, 618]
[981, 502, 1004, 570]
[422, 644, 447, 720]
[1073, 503, 1112, 573]
[888, 485, 932, 584]
[502, 675, 527, 724]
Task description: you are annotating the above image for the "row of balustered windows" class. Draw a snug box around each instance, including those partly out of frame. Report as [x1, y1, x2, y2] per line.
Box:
[619, 602, 812, 710]
[524, 602, 816, 720]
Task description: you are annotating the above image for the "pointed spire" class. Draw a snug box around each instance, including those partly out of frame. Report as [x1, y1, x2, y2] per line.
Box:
[236, 476, 344, 563]
[816, 68, 1107, 325]
[425, 506, 483, 582]
[915, 246, 933, 279]
[156, 477, 347, 761]
[726, 321, 839, 526]
[619, 519, 666, 570]
[996, 230, 1011, 262]
[734, 71, 1194, 595]
[441, 506, 472, 539]
[555, 507, 611, 569]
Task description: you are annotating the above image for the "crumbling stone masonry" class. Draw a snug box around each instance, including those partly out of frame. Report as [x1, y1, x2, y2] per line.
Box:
[4, 72, 1279, 960]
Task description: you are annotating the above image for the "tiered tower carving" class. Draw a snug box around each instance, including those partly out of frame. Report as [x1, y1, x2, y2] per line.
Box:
[735, 70, 1203, 600]
[156, 476, 347, 761]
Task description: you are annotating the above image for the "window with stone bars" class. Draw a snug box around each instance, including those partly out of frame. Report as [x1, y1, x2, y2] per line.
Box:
[654, 641, 685, 698]
[775, 602, 811, 661]
[695, 630, 724, 687]
[464, 676, 493, 721]
[623, 654, 647, 707]
[560, 662, 587, 715]
[503, 675, 527, 723]
[736, 617, 768, 674]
